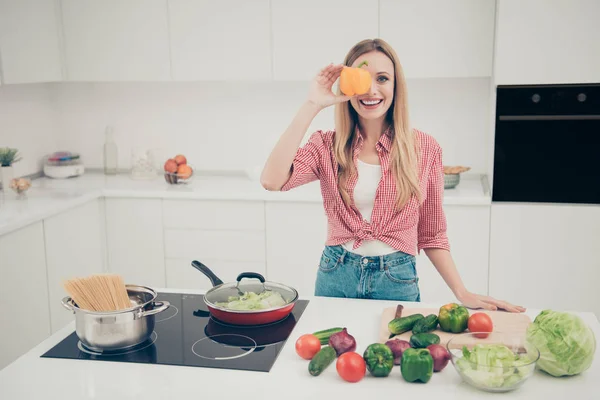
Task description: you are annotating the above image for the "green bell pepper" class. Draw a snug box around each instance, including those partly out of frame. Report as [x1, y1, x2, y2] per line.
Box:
[401, 348, 434, 383]
[363, 343, 394, 377]
[438, 303, 469, 333]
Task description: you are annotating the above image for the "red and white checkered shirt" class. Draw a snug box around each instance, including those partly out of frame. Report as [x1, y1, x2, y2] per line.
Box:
[280, 127, 450, 256]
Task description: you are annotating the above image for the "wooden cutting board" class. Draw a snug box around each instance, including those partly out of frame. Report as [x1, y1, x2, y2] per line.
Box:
[379, 306, 532, 349]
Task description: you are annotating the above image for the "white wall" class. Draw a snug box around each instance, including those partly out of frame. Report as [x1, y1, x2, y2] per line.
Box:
[46, 77, 491, 176]
[0, 84, 57, 177]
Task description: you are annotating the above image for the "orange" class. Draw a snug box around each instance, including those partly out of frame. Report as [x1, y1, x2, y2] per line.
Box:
[177, 164, 192, 179]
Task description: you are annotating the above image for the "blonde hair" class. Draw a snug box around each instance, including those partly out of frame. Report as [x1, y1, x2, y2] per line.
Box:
[334, 38, 421, 210]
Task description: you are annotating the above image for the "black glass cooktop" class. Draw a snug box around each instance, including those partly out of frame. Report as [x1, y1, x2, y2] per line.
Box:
[41, 292, 309, 372]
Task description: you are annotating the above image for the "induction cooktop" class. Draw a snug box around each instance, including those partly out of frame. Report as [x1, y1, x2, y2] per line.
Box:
[41, 292, 309, 373]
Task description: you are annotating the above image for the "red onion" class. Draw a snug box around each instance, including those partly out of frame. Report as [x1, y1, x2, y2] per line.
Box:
[427, 344, 451, 372]
[328, 328, 356, 356]
[385, 339, 412, 365]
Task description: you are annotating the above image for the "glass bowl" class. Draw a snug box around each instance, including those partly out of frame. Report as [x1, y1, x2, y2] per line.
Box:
[164, 165, 194, 184]
[446, 332, 540, 393]
[10, 178, 32, 196]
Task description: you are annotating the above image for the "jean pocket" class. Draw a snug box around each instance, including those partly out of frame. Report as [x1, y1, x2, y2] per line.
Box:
[318, 253, 340, 273]
[384, 259, 417, 284]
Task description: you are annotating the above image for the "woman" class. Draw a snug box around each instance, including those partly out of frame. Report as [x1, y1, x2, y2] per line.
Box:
[260, 38, 524, 313]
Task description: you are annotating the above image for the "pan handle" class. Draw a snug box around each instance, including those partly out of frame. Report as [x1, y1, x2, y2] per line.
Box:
[191, 260, 224, 287]
[236, 272, 266, 283]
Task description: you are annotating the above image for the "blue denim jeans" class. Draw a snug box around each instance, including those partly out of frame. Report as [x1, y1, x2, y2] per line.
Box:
[314, 245, 421, 302]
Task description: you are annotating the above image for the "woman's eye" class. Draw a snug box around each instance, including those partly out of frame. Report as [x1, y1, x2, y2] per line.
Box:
[377, 76, 389, 83]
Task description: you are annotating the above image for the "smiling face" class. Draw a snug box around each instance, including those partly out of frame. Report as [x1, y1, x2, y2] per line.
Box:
[349, 50, 395, 122]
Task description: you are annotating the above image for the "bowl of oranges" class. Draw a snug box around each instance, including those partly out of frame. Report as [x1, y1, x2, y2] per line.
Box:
[163, 154, 193, 184]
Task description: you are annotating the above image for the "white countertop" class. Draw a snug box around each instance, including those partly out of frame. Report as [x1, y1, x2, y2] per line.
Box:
[0, 171, 490, 236]
[0, 289, 598, 400]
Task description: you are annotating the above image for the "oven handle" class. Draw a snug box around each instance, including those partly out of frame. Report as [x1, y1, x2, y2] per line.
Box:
[499, 115, 600, 121]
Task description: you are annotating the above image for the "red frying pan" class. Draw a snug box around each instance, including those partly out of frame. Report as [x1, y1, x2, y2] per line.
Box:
[191, 260, 299, 325]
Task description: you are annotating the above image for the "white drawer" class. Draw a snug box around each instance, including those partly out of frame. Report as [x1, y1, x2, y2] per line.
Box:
[164, 229, 265, 262]
[163, 200, 265, 231]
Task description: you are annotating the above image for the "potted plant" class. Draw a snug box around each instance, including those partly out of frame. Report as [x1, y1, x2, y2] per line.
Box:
[0, 147, 22, 190]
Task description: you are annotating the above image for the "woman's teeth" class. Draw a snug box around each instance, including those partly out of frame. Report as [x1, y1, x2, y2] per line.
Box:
[360, 99, 383, 107]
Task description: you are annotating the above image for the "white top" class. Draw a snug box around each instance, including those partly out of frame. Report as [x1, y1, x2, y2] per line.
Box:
[342, 159, 398, 256]
[1, 288, 598, 400]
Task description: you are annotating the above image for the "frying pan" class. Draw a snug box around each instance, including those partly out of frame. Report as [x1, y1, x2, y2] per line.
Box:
[191, 261, 299, 325]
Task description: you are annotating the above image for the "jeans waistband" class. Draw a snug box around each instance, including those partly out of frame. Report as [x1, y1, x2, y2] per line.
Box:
[323, 245, 414, 270]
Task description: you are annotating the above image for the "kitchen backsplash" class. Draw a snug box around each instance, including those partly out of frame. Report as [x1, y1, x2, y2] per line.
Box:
[1, 77, 491, 177]
[0, 84, 57, 177]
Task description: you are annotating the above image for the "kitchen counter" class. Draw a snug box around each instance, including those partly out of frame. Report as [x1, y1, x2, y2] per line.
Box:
[0, 171, 490, 236]
[0, 289, 598, 399]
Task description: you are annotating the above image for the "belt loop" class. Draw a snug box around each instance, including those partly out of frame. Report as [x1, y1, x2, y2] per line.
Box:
[339, 248, 346, 264]
[379, 256, 385, 271]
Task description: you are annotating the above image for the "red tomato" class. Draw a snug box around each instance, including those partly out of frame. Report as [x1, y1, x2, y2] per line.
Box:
[336, 352, 366, 383]
[468, 313, 494, 338]
[295, 334, 322, 360]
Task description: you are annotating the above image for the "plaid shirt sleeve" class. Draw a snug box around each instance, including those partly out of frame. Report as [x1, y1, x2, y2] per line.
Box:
[280, 130, 327, 191]
[417, 145, 451, 253]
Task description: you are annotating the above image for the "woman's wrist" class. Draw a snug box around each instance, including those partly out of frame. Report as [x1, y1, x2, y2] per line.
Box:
[451, 285, 469, 301]
[304, 99, 324, 115]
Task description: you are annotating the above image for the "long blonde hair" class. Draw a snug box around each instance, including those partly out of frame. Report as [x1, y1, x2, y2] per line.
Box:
[334, 38, 421, 210]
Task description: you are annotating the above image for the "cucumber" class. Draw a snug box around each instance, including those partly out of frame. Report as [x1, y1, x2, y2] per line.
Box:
[388, 314, 424, 338]
[412, 314, 439, 335]
[313, 327, 343, 345]
[308, 346, 336, 376]
[409, 333, 441, 348]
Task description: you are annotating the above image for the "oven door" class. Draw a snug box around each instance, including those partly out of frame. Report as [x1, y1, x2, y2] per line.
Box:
[492, 115, 600, 204]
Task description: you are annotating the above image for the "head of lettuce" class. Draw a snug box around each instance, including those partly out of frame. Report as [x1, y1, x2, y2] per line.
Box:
[526, 310, 596, 377]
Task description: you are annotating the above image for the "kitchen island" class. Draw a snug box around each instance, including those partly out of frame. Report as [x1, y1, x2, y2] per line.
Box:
[1, 288, 598, 399]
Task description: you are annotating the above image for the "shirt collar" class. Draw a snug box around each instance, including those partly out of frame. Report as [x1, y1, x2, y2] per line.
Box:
[353, 124, 393, 153]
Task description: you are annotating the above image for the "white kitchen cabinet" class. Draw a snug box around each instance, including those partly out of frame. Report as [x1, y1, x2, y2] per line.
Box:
[494, 0, 600, 85]
[379, 0, 496, 79]
[60, 0, 171, 81]
[0, 0, 63, 84]
[489, 204, 600, 318]
[168, 0, 271, 81]
[105, 198, 166, 288]
[162, 199, 265, 231]
[416, 205, 490, 303]
[163, 199, 267, 289]
[43, 199, 106, 333]
[271, 0, 378, 81]
[265, 202, 328, 297]
[0, 222, 51, 371]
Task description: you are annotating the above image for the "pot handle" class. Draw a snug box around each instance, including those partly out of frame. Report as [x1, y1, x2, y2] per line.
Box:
[62, 296, 75, 313]
[139, 301, 171, 318]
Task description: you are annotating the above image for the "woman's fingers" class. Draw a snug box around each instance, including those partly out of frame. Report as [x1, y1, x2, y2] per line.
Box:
[325, 65, 344, 85]
[483, 297, 526, 313]
[477, 300, 498, 311]
[332, 94, 352, 104]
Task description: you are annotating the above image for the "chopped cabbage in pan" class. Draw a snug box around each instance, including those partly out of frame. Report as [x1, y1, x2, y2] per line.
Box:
[215, 290, 287, 310]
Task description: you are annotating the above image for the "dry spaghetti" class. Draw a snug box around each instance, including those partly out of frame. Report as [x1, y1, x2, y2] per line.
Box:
[63, 274, 131, 311]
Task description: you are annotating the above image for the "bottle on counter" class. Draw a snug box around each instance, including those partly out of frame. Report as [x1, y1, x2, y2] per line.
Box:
[103, 126, 118, 175]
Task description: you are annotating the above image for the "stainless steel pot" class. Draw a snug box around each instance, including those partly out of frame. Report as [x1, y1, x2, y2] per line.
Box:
[61, 285, 170, 352]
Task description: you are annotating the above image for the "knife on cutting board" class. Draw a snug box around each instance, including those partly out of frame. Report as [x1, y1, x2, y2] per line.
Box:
[395, 305, 404, 319]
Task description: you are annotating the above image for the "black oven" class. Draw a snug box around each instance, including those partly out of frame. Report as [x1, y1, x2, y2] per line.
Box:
[492, 83, 600, 205]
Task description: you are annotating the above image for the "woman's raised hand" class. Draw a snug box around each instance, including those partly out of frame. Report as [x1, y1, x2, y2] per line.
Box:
[307, 64, 353, 110]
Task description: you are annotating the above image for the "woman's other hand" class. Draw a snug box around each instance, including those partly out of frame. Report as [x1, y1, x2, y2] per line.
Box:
[457, 291, 526, 313]
[307, 64, 353, 110]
